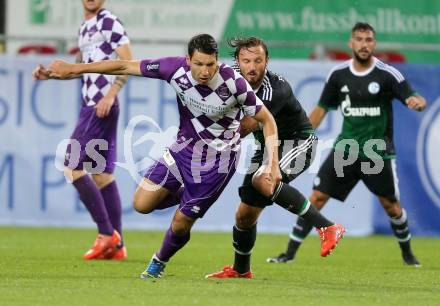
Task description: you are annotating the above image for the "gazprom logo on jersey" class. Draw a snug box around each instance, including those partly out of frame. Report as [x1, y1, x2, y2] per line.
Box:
[417, 97, 440, 209]
[341, 95, 381, 117]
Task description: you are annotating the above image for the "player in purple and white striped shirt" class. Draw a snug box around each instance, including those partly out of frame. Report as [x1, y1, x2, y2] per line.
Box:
[46, 34, 282, 279]
[33, 0, 133, 261]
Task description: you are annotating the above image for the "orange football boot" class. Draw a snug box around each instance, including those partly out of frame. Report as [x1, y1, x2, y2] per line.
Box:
[205, 265, 253, 279]
[83, 230, 121, 260]
[317, 224, 345, 257]
[110, 246, 127, 260]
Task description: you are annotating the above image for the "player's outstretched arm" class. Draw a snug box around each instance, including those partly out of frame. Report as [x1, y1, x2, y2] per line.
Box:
[405, 95, 427, 112]
[47, 59, 142, 80]
[32, 63, 82, 81]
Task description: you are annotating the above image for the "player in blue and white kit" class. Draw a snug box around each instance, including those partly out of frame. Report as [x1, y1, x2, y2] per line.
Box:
[32, 0, 132, 260]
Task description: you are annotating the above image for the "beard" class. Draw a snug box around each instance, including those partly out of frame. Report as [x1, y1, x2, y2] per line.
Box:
[246, 73, 264, 89]
[353, 50, 372, 64]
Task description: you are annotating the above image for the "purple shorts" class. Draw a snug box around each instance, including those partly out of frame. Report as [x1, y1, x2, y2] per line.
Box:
[144, 142, 238, 219]
[64, 104, 119, 174]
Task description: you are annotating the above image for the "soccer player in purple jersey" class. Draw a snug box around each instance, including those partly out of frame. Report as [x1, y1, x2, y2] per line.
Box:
[32, 0, 133, 260]
[45, 33, 283, 279]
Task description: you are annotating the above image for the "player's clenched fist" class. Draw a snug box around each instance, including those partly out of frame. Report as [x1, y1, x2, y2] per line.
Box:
[405, 96, 426, 112]
[32, 64, 50, 80]
[252, 164, 282, 198]
[239, 115, 259, 138]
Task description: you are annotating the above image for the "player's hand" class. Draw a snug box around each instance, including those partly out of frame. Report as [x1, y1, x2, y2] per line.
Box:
[32, 64, 50, 80]
[406, 96, 426, 112]
[268, 163, 282, 188]
[252, 164, 282, 198]
[47, 60, 75, 79]
[239, 115, 259, 138]
[95, 95, 115, 118]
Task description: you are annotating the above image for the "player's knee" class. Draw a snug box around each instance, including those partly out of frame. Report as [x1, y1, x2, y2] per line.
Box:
[171, 211, 195, 236]
[133, 179, 164, 214]
[309, 191, 329, 210]
[379, 196, 401, 218]
[92, 173, 114, 189]
[133, 191, 154, 214]
[64, 167, 85, 183]
[133, 200, 148, 214]
[171, 223, 191, 236]
[63, 168, 73, 183]
[387, 206, 401, 218]
[251, 171, 276, 198]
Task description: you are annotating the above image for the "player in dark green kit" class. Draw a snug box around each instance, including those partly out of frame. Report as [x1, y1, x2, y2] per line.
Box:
[207, 37, 344, 279]
[268, 22, 426, 266]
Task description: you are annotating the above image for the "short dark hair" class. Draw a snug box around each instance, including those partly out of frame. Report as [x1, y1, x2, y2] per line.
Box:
[351, 22, 376, 36]
[187, 34, 218, 58]
[227, 36, 269, 60]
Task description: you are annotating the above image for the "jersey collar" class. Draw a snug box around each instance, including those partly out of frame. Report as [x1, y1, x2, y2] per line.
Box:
[187, 63, 221, 88]
[349, 57, 377, 77]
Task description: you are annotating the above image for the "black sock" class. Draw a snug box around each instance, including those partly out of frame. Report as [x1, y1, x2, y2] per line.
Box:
[232, 224, 256, 274]
[390, 208, 412, 253]
[285, 217, 314, 258]
[285, 240, 301, 258]
[272, 183, 333, 228]
[302, 205, 333, 228]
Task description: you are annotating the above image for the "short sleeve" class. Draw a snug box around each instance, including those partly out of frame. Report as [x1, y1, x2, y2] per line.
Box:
[234, 76, 263, 117]
[139, 57, 186, 82]
[318, 72, 340, 110]
[100, 17, 130, 49]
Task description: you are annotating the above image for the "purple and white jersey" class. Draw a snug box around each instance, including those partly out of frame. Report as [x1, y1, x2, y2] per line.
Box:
[140, 57, 263, 151]
[78, 9, 129, 106]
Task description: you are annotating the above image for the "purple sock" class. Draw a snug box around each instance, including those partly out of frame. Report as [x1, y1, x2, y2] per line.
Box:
[100, 181, 122, 240]
[156, 187, 184, 210]
[156, 227, 190, 262]
[72, 175, 113, 236]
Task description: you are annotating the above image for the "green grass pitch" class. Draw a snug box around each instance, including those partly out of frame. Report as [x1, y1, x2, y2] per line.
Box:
[0, 227, 439, 306]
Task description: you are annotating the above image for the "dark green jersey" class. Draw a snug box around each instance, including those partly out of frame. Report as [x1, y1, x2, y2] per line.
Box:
[252, 70, 313, 144]
[319, 58, 416, 158]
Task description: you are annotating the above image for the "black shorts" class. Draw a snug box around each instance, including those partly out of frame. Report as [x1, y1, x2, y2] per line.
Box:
[313, 149, 400, 202]
[239, 134, 318, 208]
